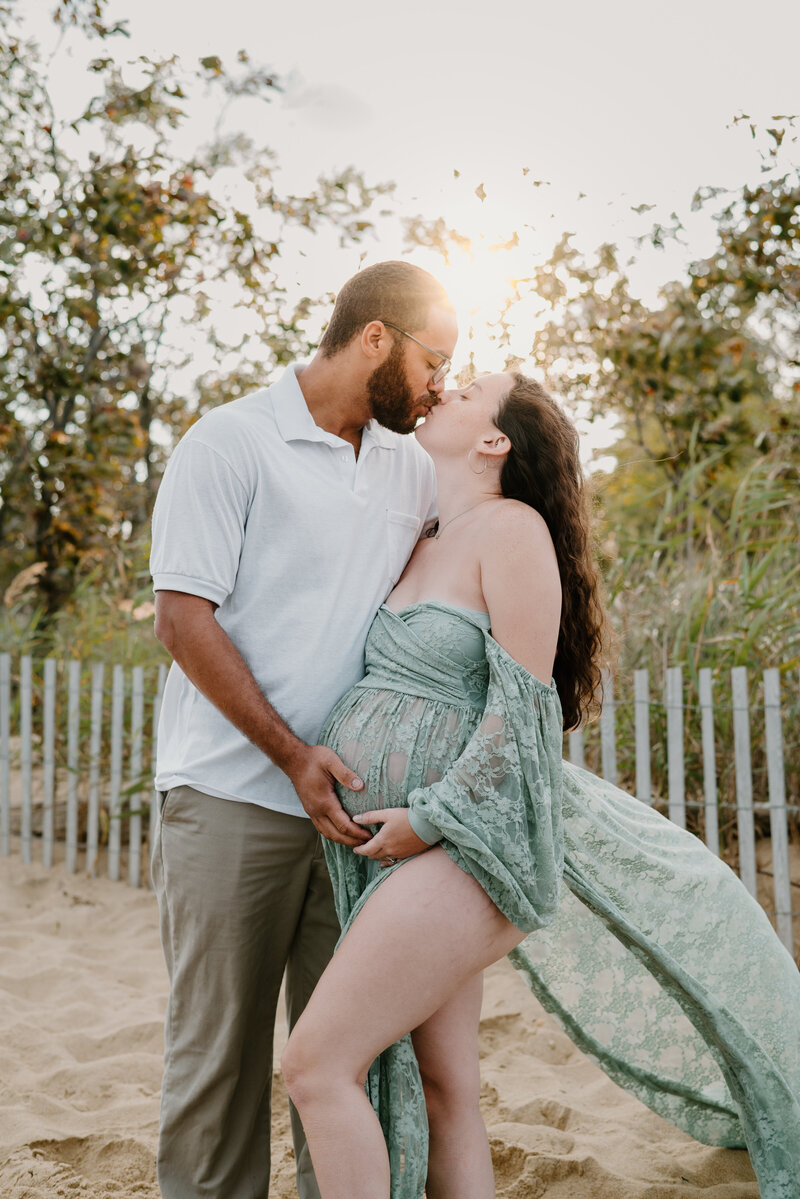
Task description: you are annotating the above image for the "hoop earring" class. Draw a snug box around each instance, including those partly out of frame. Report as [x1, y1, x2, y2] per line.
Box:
[468, 449, 487, 476]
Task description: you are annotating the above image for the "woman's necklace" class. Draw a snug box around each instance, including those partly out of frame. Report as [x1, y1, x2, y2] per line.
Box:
[429, 497, 500, 540]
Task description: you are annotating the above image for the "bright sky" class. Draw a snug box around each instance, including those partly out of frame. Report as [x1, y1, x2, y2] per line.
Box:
[23, 0, 800, 457]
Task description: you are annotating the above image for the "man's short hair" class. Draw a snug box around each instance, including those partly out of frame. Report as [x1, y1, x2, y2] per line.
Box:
[319, 261, 451, 358]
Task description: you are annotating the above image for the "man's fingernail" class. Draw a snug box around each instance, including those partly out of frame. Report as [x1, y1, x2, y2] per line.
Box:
[352, 778, 363, 790]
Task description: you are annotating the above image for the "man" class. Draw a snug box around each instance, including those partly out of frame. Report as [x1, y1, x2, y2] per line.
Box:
[150, 260, 457, 1199]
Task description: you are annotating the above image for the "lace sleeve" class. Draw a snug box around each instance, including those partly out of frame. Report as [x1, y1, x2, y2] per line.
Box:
[407, 633, 565, 933]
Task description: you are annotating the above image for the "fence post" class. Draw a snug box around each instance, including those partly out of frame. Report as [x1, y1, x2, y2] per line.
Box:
[763, 669, 793, 955]
[600, 669, 617, 786]
[86, 663, 104, 877]
[128, 666, 145, 887]
[568, 728, 585, 769]
[108, 664, 125, 882]
[634, 669, 651, 804]
[65, 661, 81, 874]
[665, 666, 686, 829]
[148, 663, 167, 888]
[698, 669, 719, 856]
[731, 666, 758, 900]
[20, 655, 33, 865]
[0, 654, 10, 857]
[42, 658, 57, 869]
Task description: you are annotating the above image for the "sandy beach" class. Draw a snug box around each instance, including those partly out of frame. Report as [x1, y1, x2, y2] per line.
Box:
[0, 856, 760, 1198]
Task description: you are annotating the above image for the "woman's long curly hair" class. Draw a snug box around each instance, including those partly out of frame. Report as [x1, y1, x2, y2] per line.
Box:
[494, 374, 605, 730]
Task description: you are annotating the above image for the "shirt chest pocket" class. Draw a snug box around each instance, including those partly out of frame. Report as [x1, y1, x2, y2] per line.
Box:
[386, 509, 420, 586]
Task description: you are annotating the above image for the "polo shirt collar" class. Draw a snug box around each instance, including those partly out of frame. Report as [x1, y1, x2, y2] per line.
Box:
[272, 363, 397, 451]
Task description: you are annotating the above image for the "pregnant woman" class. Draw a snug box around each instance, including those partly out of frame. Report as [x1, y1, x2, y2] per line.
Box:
[282, 372, 800, 1199]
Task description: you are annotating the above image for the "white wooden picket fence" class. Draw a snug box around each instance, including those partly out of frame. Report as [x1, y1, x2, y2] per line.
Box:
[0, 654, 797, 959]
[0, 655, 167, 888]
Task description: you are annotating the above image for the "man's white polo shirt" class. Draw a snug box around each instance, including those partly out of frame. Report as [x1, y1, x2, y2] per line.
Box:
[150, 363, 436, 818]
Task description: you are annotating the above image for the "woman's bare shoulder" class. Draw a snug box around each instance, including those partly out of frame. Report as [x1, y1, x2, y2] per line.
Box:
[477, 501, 561, 678]
[478, 499, 560, 596]
[477, 498, 555, 551]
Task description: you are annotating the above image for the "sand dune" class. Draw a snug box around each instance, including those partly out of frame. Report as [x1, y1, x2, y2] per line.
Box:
[0, 857, 758, 1198]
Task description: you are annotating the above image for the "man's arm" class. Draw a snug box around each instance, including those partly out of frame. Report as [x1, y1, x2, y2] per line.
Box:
[154, 591, 370, 846]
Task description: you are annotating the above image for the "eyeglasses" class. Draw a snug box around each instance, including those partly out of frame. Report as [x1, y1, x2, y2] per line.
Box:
[381, 321, 451, 385]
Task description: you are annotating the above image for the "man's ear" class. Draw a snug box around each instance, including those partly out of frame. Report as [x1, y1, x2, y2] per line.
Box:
[361, 320, 390, 361]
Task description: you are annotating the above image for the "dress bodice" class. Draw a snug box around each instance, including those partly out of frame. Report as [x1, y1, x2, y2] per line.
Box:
[355, 602, 492, 710]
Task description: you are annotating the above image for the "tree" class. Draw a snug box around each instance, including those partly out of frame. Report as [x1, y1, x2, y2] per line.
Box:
[515, 143, 800, 676]
[0, 0, 393, 615]
[406, 132, 799, 679]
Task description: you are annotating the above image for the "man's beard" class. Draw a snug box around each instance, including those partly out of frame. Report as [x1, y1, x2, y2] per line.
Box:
[366, 340, 432, 435]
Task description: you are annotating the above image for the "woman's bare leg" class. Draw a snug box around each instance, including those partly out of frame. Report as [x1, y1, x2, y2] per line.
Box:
[282, 848, 525, 1199]
[411, 974, 491, 1199]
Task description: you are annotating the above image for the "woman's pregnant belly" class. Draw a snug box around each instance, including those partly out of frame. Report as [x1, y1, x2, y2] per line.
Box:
[321, 686, 479, 818]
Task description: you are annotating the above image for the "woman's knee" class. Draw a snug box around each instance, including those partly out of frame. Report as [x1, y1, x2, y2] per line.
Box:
[419, 1062, 481, 1128]
[282, 1030, 319, 1110]
[282, 1028, 367, 1112]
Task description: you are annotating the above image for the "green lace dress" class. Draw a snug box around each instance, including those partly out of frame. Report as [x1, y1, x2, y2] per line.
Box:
[319, 602, 800, 1199]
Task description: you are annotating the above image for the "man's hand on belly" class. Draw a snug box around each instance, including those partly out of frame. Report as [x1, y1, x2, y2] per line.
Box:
[286, 745, 371, 846]
[352, 809, 430, 863]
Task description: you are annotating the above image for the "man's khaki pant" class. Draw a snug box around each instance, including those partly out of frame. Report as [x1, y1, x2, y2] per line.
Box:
[151, 785, 340, 1199]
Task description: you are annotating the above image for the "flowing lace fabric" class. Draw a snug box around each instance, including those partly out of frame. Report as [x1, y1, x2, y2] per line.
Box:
[320, 602, 800, 1199]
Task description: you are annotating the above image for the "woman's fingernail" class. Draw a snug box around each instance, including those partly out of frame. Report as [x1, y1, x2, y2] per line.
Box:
[352, 778, 363, 790]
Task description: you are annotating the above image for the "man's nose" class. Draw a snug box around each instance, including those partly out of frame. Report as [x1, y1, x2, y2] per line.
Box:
[432, 384, 451, 402]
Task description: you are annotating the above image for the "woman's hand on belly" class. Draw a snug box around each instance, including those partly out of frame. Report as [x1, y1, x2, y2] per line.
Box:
[352, 809, 430, 864]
